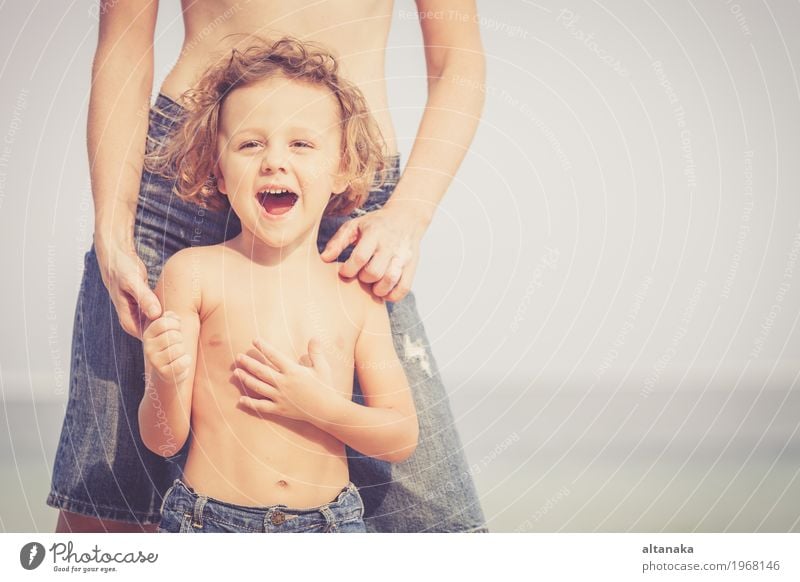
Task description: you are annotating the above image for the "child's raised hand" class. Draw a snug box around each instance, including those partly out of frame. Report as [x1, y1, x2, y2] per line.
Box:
[235, 337, 340, 424]
[142, 311, 191, 385]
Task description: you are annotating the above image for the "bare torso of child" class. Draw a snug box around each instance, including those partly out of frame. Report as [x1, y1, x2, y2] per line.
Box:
[181, 244, 367, 509]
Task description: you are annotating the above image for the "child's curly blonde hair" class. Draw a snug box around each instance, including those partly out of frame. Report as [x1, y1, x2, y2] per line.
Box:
[144, 36, 387, 216]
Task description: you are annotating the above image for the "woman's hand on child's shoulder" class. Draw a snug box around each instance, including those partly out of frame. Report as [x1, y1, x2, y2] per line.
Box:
[320, 204, 427, 302]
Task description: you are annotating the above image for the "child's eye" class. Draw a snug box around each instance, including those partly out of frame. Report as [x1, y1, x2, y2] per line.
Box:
[292, 141, 313, 149]
[239, 141, 262, 150]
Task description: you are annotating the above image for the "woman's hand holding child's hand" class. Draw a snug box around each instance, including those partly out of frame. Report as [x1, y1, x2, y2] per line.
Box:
[95, 240, 162, 339]
[142, 311, 191, 385]
[235, 337, 342, 424]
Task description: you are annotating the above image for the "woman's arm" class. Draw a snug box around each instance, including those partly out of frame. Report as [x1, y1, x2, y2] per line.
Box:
[321, 0, 486, 302]
[91, 0, 162, 338]
[138, 250, 201, 457]
[384, 0, 487, 225]
[235, 297, 418, 463]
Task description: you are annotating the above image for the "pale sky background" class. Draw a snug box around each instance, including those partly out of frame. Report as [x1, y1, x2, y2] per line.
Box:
[2, 0, 797, 400]
[0, 1, 798, 532]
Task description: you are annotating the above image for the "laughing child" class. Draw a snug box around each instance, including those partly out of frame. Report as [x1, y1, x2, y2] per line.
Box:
[138, 37, 418, 533]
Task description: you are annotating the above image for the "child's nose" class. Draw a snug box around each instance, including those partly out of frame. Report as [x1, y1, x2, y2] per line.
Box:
[260, 146, 288, 173]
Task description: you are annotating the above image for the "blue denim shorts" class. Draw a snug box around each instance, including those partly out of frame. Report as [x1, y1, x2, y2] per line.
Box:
[47, 92, 486, 532]
[158, 480, 366, 533]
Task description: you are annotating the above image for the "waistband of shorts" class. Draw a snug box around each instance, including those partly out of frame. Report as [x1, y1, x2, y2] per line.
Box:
[149, 92, 186, 130]
[148, 92, 402, 184]
[163, 478, 362, 525]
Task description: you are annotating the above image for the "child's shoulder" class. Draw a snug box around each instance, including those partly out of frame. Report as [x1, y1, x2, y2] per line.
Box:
[334, 274, 386, 329]
[165, 244, 228, 265]
[160, 244, 229, 282]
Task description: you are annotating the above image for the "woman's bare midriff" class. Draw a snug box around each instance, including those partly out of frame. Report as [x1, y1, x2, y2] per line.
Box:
[161, 0, 398, 156]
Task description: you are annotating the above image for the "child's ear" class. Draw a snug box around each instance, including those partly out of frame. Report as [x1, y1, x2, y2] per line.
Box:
[331, 171, 349, 196]
[214, 162, 228, 196]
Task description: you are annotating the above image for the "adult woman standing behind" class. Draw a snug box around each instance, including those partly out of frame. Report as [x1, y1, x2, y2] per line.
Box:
[49, 0, 487, 533]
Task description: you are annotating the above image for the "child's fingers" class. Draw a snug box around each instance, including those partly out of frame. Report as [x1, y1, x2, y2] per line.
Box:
[234, 369, 278, 400]
[143, 314, 181, 339]
[167, 355, 191, 382]
[236, 353, 281, 383]
[251, 340, 292, 373]
[238, 396, 278, 417]
[155, 329, 184, 348]
[306, 337, 329, 372]
[145, 330, 184, 360]
[152, 344, 188, 369]
[157, 361, 190, 384]
[170, 352, 192, 370]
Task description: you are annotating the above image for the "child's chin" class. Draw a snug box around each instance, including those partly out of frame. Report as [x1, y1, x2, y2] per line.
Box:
[253, 220, 312, 246]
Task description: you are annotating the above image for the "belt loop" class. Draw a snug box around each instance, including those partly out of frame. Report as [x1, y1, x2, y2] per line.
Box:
[320, 505, 336, 533]
[158, 480, 178, 516]
[192, 495, 208, 529]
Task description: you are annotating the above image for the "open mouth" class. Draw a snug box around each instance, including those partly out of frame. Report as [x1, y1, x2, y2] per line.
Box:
[256, 188, 299, 216]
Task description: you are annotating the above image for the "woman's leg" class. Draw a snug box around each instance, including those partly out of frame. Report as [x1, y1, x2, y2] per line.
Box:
[350, 291, 487, 532]
[46, 238, 177, 530]
[319, 155, 487, 532]
[47, 94, 238, 531]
